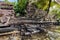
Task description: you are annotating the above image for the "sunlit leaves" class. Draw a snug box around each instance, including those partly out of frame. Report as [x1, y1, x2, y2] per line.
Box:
[50, 4, 60, 20]
[34, 0, 49, 10]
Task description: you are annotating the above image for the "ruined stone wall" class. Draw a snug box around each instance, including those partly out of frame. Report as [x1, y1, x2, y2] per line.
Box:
[0, 1, 15, 25]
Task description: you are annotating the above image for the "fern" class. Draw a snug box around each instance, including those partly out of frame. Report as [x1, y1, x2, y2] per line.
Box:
[14, 0, 28, 16]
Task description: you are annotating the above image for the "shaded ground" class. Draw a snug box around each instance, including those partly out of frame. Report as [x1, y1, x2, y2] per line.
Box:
[0, 25, 60, 40]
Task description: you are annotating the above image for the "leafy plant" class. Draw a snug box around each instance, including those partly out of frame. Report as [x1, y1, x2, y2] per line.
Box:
[14, 0, 28, 16]
[49, 4, 60, 20]
[34, 0, 50, 11]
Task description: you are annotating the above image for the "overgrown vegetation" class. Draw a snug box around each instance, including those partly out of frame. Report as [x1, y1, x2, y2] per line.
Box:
[13, 0, 60, 21]
[3, 0, 60, 20]
[14, 0, 28, 16]
[49, 0, 60, 21]
[34, 0, 50, 11]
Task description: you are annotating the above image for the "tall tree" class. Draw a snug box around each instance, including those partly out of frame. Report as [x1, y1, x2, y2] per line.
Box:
[47, 0, 51, 14]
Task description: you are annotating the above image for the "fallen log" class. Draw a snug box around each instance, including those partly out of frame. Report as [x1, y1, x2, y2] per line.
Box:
[0, 31, 19, 36]
[0, 27, 17, 33]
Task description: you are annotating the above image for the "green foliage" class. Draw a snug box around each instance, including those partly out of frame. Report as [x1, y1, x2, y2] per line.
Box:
[34, 0, 49, 10]
[47, 0, 60, 21]
[49, 4, 60, 20]
[14, 0, 28, 16]
[50, 0, 60, 7]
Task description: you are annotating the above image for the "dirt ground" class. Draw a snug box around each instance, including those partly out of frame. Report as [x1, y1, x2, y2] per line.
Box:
[0, 26, 60, 40]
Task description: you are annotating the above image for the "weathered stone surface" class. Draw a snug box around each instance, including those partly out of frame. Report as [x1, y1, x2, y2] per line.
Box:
[0, 1, 15, 26]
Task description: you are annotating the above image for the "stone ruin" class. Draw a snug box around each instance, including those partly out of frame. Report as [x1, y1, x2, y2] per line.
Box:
[26, 0, 56, 22]
[0, 1, 15, 26]
[0, 0, 56, 25]
[0, 1, 58, 40]
[26, 1, 49, 21]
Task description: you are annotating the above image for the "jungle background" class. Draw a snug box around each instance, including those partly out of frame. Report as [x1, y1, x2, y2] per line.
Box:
[3, 0, 60, 21]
